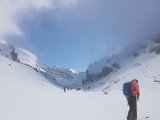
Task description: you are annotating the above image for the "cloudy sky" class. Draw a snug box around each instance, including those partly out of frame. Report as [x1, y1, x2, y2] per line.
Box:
[1, 0, 160, 71]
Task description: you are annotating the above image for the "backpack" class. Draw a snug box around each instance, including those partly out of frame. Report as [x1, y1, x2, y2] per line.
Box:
[123, 82, 132, 96]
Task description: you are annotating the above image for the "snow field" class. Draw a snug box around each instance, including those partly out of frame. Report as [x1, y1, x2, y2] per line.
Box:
[1, 54, 160, 120]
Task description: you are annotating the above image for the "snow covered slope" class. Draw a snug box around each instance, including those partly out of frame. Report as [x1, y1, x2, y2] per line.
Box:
[100, 53, 160, 120]
[1, 49, 160, 120]
[0, 42, 19, 62]
[0, 55, 126, 120]
[0, 42, 82, 88]
[0, 42, 38, 69]
[40, 64, 76, 87]
[82, 38, 158, 87]
[1, 36, 160, 120]
[16, 48, 38, 69]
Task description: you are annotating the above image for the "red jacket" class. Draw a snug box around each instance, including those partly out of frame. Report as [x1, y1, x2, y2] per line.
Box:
[131, 80, 140, 97]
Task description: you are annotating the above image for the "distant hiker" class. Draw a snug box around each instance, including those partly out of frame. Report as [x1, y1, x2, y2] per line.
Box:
[67, 87, 69, 91]
[63, 87, 66, 93]
[123, 79, 140, 120]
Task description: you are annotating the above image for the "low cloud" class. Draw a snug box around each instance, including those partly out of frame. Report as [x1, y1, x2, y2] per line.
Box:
[71, 0, 160, 64]
[1, 0, 160, 70]
[2, 0, 160, 47]
[0, 0, 80, 42]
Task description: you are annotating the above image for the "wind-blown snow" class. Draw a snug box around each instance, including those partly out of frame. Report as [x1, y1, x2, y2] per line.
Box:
[0, 51, 160, 120]
[16, 48, 38, 68]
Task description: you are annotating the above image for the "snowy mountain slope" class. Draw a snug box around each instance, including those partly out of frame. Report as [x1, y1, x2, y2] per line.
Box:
[83, 50, 143, 85]
[39, 65, 86, 89]
[1, 35, 159, 91]
[16, 48, 38, 69]
[40, 64, 76, 87]
[0, 42, 38, 69]
[1, 51, 160, 120]
[102, 53, 160, 91]
[99, 54, 160, 120]
[0, 42, 81, 88]
[0, 55, 126, 120]
[1, 35, 160, 119]
[82, 38, 158, 87]
[0, 42, 19, 62]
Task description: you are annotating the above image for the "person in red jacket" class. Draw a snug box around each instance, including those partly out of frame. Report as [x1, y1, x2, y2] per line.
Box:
[127, 79, 140, 120]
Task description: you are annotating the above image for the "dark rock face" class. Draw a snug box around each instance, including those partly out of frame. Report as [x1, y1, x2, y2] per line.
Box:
[82, 66, 114, 85]
[101, 66, 114, 77]
[9, 46, 18, 61]
[150, 34, 160, 55]
[154, 34, 160, 44]
[0, 44, 19, 62]
[112, 63, 120, 69]
[150, 45, 160, 54]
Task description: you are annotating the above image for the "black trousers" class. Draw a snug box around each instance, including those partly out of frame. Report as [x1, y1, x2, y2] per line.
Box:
[127, 96, 137, 120]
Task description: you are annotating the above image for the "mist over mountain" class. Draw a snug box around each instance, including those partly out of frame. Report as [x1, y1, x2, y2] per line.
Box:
[1, 0, 160, 71]
[82, 35, 160, 89]
[1, 33, 160, 90]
